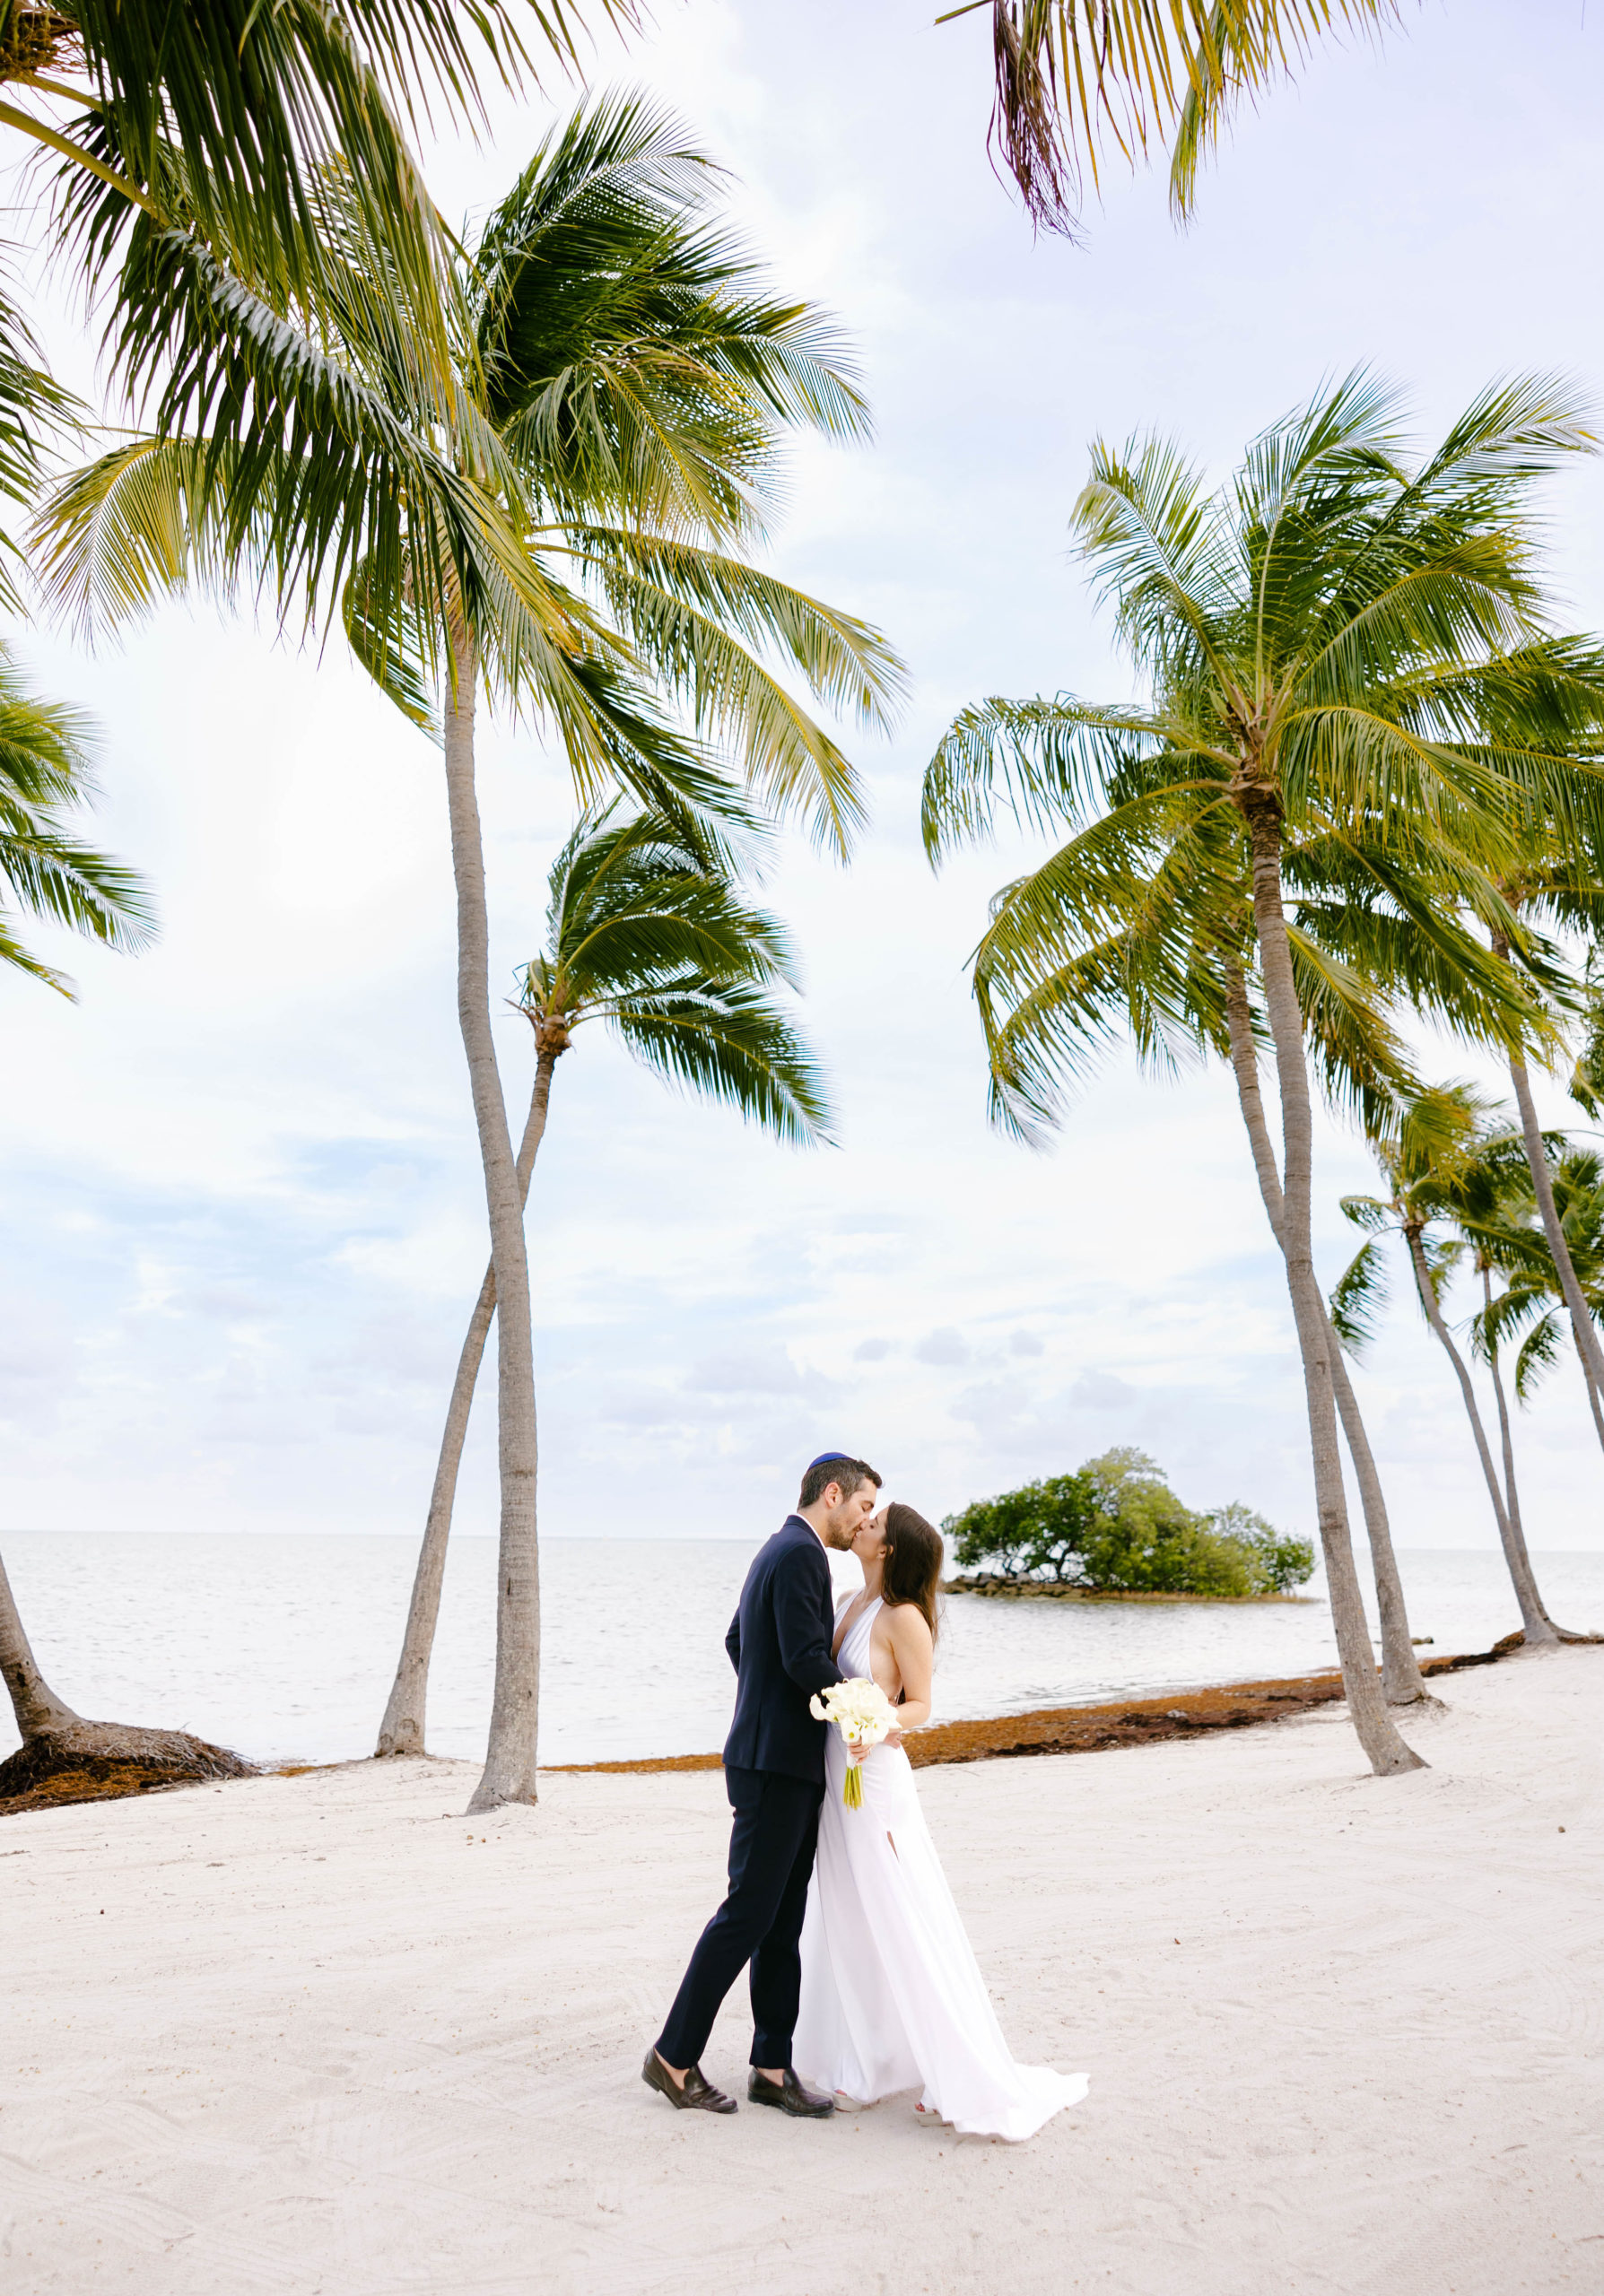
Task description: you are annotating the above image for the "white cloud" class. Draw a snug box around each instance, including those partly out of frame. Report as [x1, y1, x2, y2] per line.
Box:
[1071, 1371, 1138, 1409]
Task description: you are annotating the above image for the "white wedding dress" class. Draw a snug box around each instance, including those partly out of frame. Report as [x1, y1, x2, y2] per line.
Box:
[792, 1596, 1088, 2141]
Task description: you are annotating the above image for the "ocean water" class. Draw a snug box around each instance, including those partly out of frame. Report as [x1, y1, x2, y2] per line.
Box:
[3, 1533, 1601, 1771]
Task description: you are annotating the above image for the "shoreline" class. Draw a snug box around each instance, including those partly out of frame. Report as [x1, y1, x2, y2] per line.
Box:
[0, 1639, 1521, 1818]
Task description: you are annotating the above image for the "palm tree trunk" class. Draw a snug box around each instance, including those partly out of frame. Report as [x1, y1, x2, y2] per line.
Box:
[1508, 1045, 1604, 1403]
[1574, 1334, 1604, 1451]
[376, 1044, 561, 1758]
[1481, 1270, 1530, 1556]
[0, 1546, 81, 1739]
[441, 625, 543, 1813]
[1223, 961, 1427, 1704]
[1405, 1230, 1556, 1645]
[1491, 936, 1604, 1419]
[1239, 804, 1423, 1773]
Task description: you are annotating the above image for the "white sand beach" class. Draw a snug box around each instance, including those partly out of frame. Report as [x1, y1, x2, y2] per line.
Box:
[4, 1648, 1600, 2296]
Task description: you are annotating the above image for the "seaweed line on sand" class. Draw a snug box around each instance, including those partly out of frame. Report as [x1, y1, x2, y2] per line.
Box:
[546, 1639, 1525, 1777]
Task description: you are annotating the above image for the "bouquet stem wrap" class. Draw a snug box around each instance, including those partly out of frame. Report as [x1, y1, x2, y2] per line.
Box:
[809, 1678, 899, 1807]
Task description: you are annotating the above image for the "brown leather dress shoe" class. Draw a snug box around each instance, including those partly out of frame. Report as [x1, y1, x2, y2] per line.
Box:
[747, 2067, 835, 2118]
[641, 2048, 737, 2114]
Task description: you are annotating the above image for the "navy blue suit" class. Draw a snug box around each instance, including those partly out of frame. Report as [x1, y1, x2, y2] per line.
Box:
[656, 1517, 844, 2071]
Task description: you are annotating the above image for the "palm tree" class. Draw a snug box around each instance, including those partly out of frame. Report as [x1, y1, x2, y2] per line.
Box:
[1218, 942, 1431, 1704]
[906, 719, 1437, 1700]
[39, 98, 904, 1810]
[1473, 1140, 1604, 1454]
[1479, 845, 1604, 1452]
[1330, 1087, 1567, 1646]
[1272, 673, 1604, 1461]
[0, 657, 244, 1798]
[946, 2, 1401, 234]
[378, 803, 830, 1756]
[922, 373, 1604, 1775]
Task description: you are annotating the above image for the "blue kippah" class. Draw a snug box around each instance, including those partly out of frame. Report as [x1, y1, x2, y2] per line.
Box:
[806, 1451, 851, 1472]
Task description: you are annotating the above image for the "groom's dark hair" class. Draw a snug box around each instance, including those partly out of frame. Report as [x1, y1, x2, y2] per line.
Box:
[798, 1455, 881, 1509]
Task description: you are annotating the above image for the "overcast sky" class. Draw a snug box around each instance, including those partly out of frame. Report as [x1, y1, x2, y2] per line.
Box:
[4, 0, 1604, 1552]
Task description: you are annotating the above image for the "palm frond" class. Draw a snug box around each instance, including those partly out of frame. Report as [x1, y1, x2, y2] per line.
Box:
[610, 982, 831, 1145]
[922, 693, 1178, 860]
[475, 93, 870, 535]
[0, 643, 153, 987]
[569, 525, 906, 855]
[49, 2, 641, 368]
[520, 798, 831, 1144]
[1329, 1235, 1390, 1355]
[959, 1, 1400, 234]
[1513, 1309, 1565, 1403]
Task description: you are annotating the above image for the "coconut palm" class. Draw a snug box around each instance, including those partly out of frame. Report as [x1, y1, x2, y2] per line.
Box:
[951, 2, 1401, 234]
[1473, 1141, 1604, 1449]
[377, 801, 829, 1758]
[922, 372, 1604, 1774]
[906, 689, 1439, 1700]
[1260, 673, 1604, 1460]
[1216, 926, 1429, 1703]
[1469, 835, 1604, 1450]
[1330, 1087, 1568, 1645]
[1461, 1163, 1556, 1572]
[39, 98, 903, 1810]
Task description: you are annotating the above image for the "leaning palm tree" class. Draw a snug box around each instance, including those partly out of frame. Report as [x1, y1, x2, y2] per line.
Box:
[0, 656, 244, 1802]
[1469, 830, 1604, 1453]
[1474, 1141, 1604, 1454]
[1330, 1087, 1573, 1646]
[909, 751, 1437, 1702]
[951, 1, 1402, 234]
[39, 98, 903, 1810]
[377, 802, 830, 1757]
[923, 372, 1604, 1776]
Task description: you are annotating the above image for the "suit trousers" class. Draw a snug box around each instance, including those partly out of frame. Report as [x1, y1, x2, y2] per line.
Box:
[656, 1764, 824, 2072]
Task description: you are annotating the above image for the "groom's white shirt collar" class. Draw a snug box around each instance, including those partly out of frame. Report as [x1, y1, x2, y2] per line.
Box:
[793, 1511, 828, 1551]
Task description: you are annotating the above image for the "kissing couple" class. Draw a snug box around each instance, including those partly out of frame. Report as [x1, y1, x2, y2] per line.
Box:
[643, 1452, 1088, 2141]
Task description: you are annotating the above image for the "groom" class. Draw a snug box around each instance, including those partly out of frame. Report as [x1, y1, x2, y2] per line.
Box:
[642, 1452, 882, 2118]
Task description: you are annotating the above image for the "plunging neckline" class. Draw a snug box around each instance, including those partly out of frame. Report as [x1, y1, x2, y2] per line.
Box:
[833, 1591, 883, 1664]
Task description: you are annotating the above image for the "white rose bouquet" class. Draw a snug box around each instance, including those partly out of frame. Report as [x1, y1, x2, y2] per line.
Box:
[809, 1677, 900, 1808]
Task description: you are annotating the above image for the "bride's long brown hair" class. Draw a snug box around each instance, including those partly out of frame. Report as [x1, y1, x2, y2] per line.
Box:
[881, 1502, 943, 1648]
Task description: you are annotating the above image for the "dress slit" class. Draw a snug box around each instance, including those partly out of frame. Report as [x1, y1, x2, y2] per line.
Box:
[794, 1591, 1088, 2142]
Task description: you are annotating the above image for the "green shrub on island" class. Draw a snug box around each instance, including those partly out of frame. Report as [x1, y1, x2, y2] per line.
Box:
[942, 1448, 1315, 1597]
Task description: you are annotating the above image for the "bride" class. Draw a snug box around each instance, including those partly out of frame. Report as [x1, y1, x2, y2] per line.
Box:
[792, 1500, 1088, 2141]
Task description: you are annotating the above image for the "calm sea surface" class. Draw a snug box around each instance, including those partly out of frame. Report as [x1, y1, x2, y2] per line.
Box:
[4, 1534, 1601, 1770]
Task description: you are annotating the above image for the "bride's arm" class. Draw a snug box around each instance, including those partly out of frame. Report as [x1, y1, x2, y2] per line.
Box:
[883, 1605, 935, 1732]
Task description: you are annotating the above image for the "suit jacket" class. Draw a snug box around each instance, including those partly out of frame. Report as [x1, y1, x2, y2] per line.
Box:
[722, 1515, 844, 1784]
